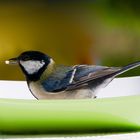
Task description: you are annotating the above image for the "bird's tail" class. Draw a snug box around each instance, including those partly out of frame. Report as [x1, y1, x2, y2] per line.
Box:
[114, 61, 140, 77]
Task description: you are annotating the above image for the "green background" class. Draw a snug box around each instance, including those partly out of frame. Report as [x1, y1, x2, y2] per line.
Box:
[0, 0, 140, 80]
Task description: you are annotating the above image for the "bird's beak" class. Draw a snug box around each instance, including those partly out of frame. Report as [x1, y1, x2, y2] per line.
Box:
[5, 57, 18, 65]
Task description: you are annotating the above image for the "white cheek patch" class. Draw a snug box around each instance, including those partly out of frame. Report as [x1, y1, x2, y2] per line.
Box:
[20, 60, 45, 74]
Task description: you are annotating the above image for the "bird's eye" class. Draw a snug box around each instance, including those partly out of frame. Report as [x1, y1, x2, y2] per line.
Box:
[22, 56, 30, 61]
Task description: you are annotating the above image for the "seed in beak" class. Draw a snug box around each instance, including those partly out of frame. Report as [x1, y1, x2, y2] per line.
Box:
[5, 58, 18, 65]
[5, 60, 10, 64]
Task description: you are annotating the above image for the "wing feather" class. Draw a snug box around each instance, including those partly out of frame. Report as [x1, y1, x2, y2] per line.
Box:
[66, 65, 121, 90]
[41, 65, 121, 92]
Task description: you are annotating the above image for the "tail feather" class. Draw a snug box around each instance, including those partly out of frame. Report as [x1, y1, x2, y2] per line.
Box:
[114, 61, 140, 77]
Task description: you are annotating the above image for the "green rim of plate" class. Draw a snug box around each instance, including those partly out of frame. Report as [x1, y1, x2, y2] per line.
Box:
[0, 96, 140, 134]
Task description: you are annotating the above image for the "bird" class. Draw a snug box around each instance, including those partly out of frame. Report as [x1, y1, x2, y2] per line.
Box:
[5, 50, 140, 100]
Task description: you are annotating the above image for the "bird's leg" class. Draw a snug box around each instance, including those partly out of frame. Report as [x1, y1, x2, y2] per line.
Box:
[93, 95, 97, 99]
[89, 89, 97, 99]
[91, 95, 97, 99]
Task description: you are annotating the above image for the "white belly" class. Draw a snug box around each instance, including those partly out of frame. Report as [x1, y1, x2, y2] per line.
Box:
[28, 81, 94, 99]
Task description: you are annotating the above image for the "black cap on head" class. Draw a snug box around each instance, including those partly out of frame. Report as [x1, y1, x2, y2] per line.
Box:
[19, 51, 51, 62]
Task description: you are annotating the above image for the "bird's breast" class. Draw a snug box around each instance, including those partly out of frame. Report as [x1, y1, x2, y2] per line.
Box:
[28, 81, 93, 99]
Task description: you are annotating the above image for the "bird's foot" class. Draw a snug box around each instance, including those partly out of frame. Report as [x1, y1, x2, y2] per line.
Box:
[91, 95, 97, 99]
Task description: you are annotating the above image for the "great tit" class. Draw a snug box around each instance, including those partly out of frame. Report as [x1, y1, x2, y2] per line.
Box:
[5, 51, 140, 99]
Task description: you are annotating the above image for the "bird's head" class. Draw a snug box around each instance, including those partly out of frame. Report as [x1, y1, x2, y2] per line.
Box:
[5, 51, 55, 81]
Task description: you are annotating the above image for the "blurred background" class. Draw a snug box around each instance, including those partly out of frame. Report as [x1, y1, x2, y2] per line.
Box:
[0, 0, 140, 80]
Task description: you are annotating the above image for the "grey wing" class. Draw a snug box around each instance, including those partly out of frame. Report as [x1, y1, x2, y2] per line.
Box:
[41, 65, 121, 92]
[41, 66, 74, 92]
[66, 65, 121, 90]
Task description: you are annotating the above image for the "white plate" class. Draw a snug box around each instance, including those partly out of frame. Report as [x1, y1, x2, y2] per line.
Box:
[0, 76, 140, 99]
